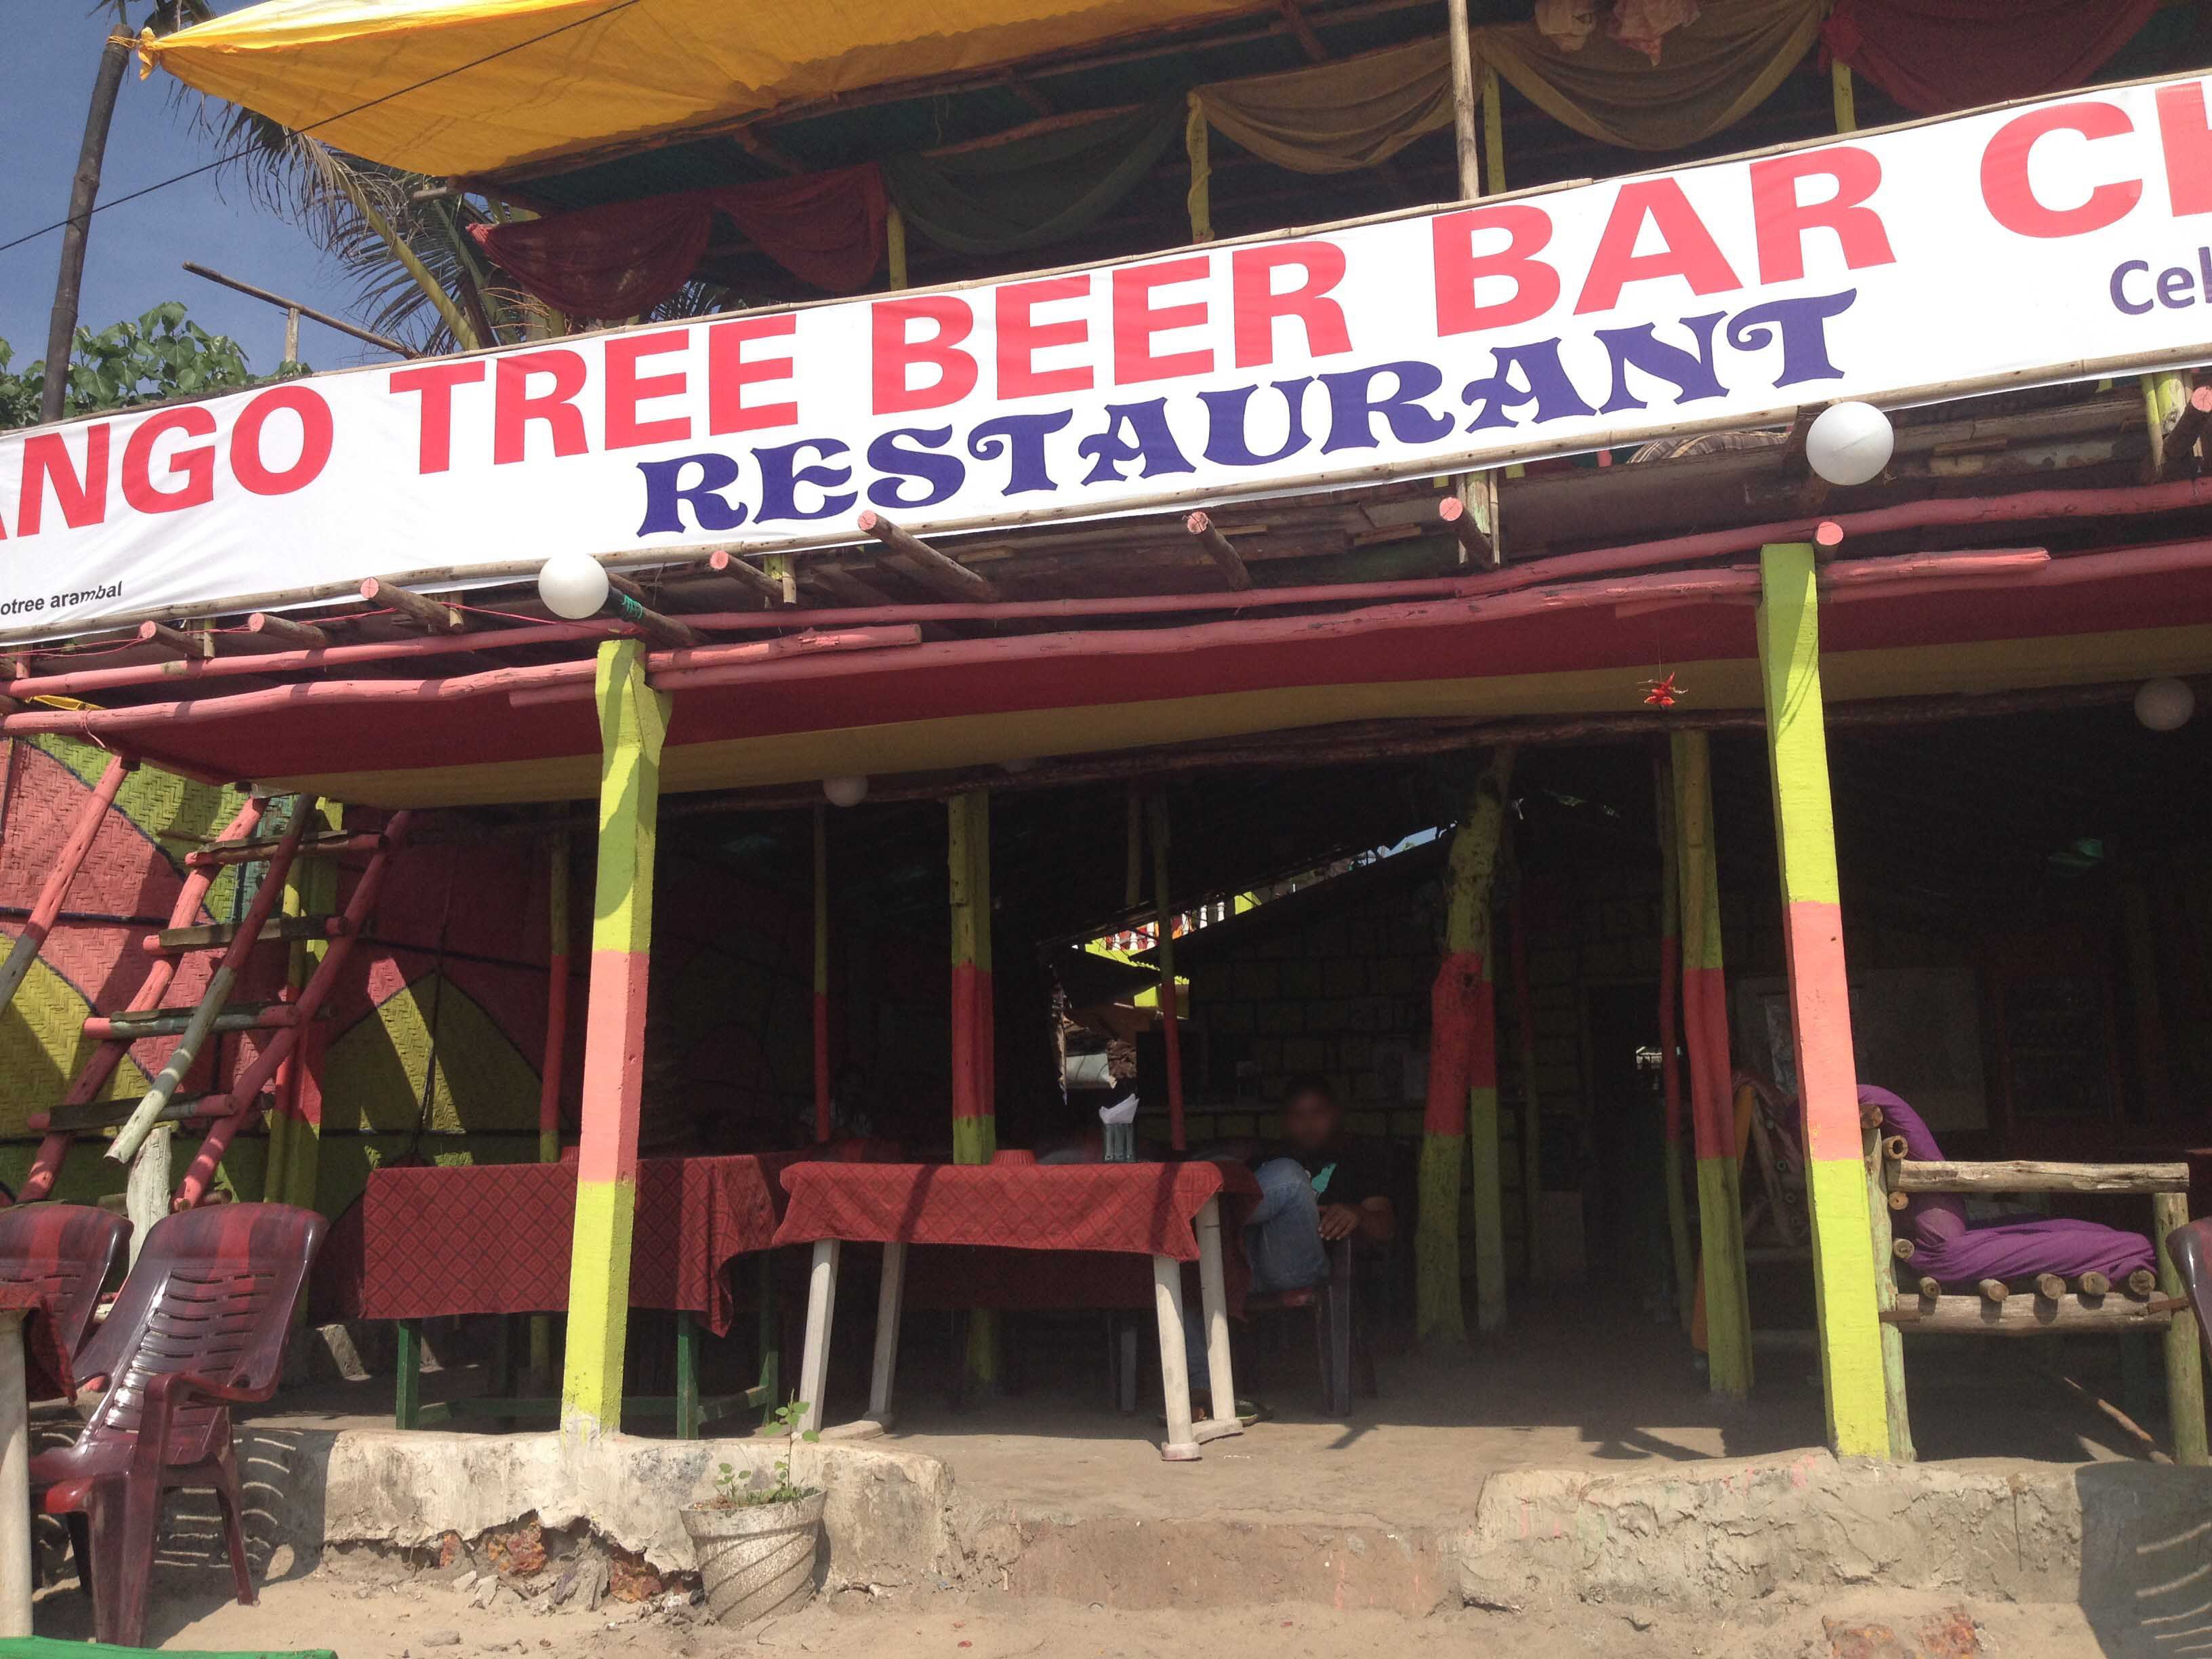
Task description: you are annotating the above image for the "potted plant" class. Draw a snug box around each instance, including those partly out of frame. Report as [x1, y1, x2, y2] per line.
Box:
[679, 1400, 825, 1626]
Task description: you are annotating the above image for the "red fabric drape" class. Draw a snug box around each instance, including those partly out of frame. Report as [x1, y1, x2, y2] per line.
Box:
[1824, 0, 2158, 116]
[471, 165, 888, 316]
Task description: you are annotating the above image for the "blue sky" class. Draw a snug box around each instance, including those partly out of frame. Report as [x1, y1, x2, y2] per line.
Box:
[0, 3, 377, 377]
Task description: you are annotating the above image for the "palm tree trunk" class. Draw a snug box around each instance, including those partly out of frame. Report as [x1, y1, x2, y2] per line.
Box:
[43, 33, 131, 422]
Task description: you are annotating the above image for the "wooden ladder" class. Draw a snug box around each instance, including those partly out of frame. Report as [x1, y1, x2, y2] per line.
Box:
[18, 794, 413, 1211]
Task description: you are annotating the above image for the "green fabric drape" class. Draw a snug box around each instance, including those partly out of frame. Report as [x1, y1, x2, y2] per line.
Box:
[1190, 36, 1455, 173]
[1475, 0, 1823, 152]
[883, 102, 1185, 255]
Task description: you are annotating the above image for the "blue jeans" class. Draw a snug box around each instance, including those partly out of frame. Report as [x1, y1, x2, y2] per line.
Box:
[1187, 1157, 1329, 1374]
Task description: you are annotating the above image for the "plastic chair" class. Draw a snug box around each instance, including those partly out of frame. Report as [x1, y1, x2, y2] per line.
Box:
[2167, 1218, 2212, 1368]
[0, 1203, 130, 1395]
[1242, 1235, 1376, 1418]
[32, 1202, 326, 1647]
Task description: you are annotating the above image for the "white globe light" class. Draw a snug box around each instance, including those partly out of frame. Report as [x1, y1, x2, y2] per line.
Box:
[1805, 401, 1894, 487]
[537, 552, 609, 619]
[823, 775, 869, 808]
[2135, 677, 2196, 732]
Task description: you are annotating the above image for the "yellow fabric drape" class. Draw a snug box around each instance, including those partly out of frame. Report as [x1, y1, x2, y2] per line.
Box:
[1475, 0, 1824, 152]
[1189, 37, 1456, 174]
[135, 0, 1270, 178]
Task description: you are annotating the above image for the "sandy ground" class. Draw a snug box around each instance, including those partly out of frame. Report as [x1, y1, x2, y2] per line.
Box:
[31, 1558, 2110, 1659]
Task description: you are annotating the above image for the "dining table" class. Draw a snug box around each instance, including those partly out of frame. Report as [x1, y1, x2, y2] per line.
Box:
[319, 1153, 795, 1434]
[772, 1158, 1259, 1461]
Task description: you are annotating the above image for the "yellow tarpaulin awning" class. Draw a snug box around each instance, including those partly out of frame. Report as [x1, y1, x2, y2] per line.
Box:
[136, 0, 1273, 179]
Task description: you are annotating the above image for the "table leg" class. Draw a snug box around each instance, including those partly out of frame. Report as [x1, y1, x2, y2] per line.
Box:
[1151, 1254, 1202, 1462]
[794, 1240, 840, 1438]
[676, 1311, 701, 1440]
[489, 1313, 514, 1400]
[395, 1319, 422, 1430]
[823, 1240, 903, 1441]
[0, 1311, 29, 1636]
[754, 1253, 781, 1425]
[1192, 1197, 1242, 1445]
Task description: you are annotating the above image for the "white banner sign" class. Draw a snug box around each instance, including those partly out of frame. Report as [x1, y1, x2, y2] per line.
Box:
[5, 75, 2212, 640]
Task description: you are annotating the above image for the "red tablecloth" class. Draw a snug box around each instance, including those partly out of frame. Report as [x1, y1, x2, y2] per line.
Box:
[322, 1155, 784, 1335]
[773, 1161, 1254, 1260]
[0, 1283, 68, 1402]
[776, 1160, 1260, 1315]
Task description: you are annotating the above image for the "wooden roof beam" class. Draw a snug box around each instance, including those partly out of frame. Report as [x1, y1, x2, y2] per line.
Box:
[607, 572, 708, 649]
[136, 621, 213, 660]
[2160, 382, 2212, 481]
[1280, 0, 1330, 62]
[245, 613, 332, 649]
[1185, 511, 1254, 592]
[707, 549, 788, 606]
[805, 565, 904, 608]
[359, 578, 464, 633]
[1437, 493, 1493, 564]
[858, 510, 1002, 601]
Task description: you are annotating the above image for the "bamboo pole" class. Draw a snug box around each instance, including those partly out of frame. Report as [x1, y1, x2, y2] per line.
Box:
[949, 789, 999, 1387]
[949, 790, 998, 1168]
[1889, 1294, 2181, 1334]
[1416, 748, 1513, 1345]
[0, 749, 132, 1018]
[1124, 783, 1144, 910]
[2154, 1191, 2207, 1465]
[1863, 1119, 1914, 1459]
[109, 797, 316, 1167]
[886, 205, 909, 290]
[1148, 794, 1187, 1153]
[1756, 540, 1890, 1455]
[813, 805, 832, 1142]
[272, 798, 343, 1211]
[1656, 754, 1696, 1331]
[1508, 889, 1542, 1288]
[531, 830, 571, 1385]
[1675, 731, 1753, 1399]
[1441, 0, 1499, 562]
[556, 641, 668, 1443]
[1185, 95, 1212, 243]
[173, 811, 415, 1208]
[1892, 1160, 2190, 1194]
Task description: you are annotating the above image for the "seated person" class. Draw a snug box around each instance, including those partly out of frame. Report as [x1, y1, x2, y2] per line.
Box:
[1864, 1084, 2153, 1288]
[1189, 1075, 1394, 1395]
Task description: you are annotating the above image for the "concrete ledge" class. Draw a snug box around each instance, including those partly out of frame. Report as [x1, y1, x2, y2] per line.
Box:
[315, 1431, 954, 1580]
[949, 1503, 1452, 1614]
[1449, 1448, 2212, 1616]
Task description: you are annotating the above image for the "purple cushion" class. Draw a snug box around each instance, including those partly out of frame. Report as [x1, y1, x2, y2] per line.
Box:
[1859, 1086, 1967, 1246]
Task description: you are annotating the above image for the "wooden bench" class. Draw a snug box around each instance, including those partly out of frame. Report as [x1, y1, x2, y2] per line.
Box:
[1862, 1103, 2207, 1465]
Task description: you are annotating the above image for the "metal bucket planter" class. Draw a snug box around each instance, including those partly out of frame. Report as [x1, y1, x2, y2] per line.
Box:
[680, 1490, 826, 1627]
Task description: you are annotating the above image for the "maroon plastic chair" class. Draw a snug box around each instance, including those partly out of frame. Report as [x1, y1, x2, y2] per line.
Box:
[0, 1203, 131, 1396]
[32, 1202, 326, 1647]
[1242, 1235, 1376, 1418]
[2167, 1218, 2212, 1368]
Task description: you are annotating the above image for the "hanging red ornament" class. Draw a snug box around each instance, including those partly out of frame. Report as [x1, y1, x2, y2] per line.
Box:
[1641, 671, 1685, 709]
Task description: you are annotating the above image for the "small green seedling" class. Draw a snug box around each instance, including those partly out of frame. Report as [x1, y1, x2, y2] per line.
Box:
[707, 1397, 820, 1507]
